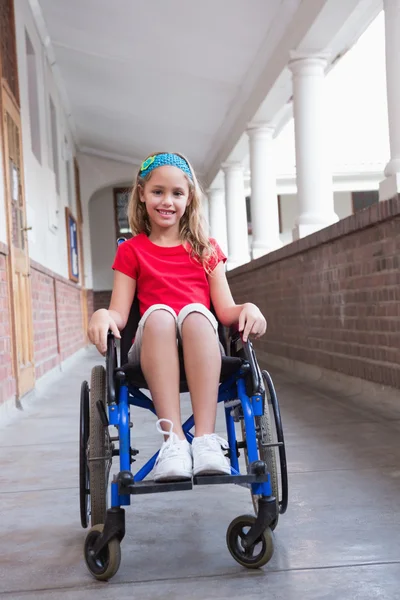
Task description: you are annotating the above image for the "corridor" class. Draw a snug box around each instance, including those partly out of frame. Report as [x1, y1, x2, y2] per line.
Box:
[1, 348, 399, 599]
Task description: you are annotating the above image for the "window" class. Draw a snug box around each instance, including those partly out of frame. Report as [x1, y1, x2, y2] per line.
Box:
[49, 95, 60, 194]
[113, 187, 132, 240]
[25, 31, 41, 163]
[352, 190, 379, 213]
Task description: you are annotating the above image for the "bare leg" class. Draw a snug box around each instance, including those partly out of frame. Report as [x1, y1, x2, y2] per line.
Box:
[181, 313, 221, 437]
[140, 310, 185, 439]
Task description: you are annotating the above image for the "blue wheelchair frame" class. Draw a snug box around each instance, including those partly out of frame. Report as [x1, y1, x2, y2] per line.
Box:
[108, 365, 272, 509]
[81, 321, 288, 580]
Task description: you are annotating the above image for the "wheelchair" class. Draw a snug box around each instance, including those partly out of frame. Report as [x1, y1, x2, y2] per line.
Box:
[79, 297, 288, 581]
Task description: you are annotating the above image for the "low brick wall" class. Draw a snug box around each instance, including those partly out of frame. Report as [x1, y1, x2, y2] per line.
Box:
[87, 289, 94, 322]
[30, 260, 86, 379]
[0, 243, 16, 406]
[93, 290, 112, 312]
[228, 196, 400, 389]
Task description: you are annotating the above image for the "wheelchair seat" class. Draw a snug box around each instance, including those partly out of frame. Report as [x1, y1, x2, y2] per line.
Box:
[121, 354, 244, 393]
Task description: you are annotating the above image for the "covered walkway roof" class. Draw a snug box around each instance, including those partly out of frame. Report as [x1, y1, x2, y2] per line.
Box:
[31, 0, 381, 186]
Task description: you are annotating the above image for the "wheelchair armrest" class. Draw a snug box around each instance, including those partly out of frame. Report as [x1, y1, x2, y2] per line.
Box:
[106, 330, 118, 404]
[228, 323, 264, 397]
[243, 339, 264, 396]
[229, 322, 241, 343]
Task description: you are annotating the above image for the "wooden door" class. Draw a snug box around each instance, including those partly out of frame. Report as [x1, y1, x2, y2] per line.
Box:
[2, 81, 35, 396]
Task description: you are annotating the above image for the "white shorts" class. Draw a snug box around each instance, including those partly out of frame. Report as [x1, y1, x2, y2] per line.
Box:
[127, 303, 220, 364]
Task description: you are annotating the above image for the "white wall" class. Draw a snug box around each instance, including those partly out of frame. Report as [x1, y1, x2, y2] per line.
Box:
[89, 183, 131, 291]
[334, 191, 353, 220]
[13, 0, 76, 277]
[78, 153, 136, 289]
[279, 191, 353, 244]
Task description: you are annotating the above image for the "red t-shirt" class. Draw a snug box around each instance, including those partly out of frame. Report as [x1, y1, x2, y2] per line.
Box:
[112, 233, 226, 316]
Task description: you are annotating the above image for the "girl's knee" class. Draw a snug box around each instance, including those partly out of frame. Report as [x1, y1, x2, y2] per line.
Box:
[179, 305, 217, 335]
[181, 311, 207, 329]
[144, 308, 177, 334]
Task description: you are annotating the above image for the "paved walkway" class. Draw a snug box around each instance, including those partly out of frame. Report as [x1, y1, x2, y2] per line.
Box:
[1, 347, 400, 599]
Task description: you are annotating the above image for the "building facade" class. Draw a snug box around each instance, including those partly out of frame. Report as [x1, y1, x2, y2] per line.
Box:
[1, 0, 399, 415]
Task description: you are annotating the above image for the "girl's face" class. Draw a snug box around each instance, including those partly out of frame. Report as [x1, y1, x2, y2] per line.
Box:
[139, 166, 191, 232]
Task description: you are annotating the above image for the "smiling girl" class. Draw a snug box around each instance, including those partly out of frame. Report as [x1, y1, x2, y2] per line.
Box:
[88, 152, 266, 482]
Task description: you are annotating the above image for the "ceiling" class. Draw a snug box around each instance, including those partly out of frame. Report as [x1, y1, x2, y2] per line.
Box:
[35, 0, 382, 187]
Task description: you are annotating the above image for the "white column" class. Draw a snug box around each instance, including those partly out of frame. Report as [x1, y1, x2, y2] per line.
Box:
[247, 123, 282, 258]
[207, 187, 228, 256]
[380, 0, 400, 200]
[288, 53, 338, 239]
[222, 163, 250, 269]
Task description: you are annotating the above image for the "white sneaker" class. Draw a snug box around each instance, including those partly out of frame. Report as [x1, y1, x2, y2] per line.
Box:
[153, 419, 193, 482]
[192, 434, 231, 476]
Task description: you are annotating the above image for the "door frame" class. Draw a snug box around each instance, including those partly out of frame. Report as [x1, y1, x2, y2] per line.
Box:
[1, 78, 35, 397]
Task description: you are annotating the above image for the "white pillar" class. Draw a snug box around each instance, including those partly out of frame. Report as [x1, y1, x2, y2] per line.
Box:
[380, 0, 400, 200]
[247, 123, 282, 258]
[222, 163, 250, 269]
[288, 53, 338, 239]
[207, 187, 228, 256]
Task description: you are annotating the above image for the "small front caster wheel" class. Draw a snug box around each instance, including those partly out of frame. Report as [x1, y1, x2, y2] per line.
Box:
[226, 515, 274, 568]
[84, 524, 121, 581]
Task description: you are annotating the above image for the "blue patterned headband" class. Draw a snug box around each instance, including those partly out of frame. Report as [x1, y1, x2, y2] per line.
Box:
[139, 153, 193, 180]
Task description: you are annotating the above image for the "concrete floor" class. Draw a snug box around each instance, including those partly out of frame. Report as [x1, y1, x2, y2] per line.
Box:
[1, 347, 400, 599]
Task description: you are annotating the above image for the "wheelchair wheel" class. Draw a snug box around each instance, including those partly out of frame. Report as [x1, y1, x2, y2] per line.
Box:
[84, 524, 121, 581]
[262, 370, 288, 516]
[89, 366, 112, 526]
[241, 410, 279, 530]
[226, 515, 274, 568]
[79, 381, 90, 528]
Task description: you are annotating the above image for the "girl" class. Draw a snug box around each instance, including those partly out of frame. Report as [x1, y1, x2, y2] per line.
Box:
[88, 152, 267, 482]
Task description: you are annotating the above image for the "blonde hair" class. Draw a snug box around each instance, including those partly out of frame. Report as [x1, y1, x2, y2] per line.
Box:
[127, 152, 216, 270]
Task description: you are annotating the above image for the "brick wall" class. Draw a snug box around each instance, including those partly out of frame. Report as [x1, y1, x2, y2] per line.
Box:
[87, 289, 94, 322]
[30, 260, 86, 379]
[228, 196, 400, 389]
[93, 290, 112, 312]
[0, 243, 16, 406]
[30, 267, 59, 379]
[56, 279, 85, 361]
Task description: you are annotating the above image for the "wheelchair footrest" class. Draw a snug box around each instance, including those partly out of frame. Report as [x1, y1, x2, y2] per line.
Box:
[119, 479, 193, 495]
[193, 473, 268, 486]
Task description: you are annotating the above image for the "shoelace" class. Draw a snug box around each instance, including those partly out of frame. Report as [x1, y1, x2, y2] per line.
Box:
[156, 418, 187, 461]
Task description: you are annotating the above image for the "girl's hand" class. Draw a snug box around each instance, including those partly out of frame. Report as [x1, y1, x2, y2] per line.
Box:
[88, 309, 121, 355]
[238, 303, 267, 343]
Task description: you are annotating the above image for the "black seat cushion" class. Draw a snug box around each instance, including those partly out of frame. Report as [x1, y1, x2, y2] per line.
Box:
[121, 354, 243, 393]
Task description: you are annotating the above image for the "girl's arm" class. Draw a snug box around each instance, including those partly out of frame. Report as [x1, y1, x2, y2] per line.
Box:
[208, 262, 266, 342]
[88, 271, 136, 354]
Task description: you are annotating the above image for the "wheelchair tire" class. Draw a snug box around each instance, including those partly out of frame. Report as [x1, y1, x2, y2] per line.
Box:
[262, 370, 288, 516]
[79, 380, 90, 528]
[89, 366, 110, 527]
[226, 514, 274, 568]
[241, 410, 279, 530]
[84, 524, 121, 581]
